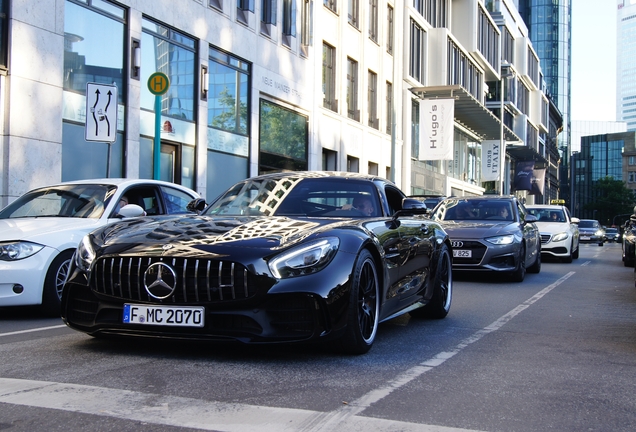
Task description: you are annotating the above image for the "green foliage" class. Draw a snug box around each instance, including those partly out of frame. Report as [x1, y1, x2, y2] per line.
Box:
[259, 101, 307, 160]
[583, 176, 635, 225]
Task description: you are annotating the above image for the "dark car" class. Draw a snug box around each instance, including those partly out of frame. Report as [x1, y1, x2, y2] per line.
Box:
[605, 227, 620, 243]
[578, 219, 604, 246]
[622, 215, 636, 267]
[61, 172, 452, 354]
[429, 196, 541, 282]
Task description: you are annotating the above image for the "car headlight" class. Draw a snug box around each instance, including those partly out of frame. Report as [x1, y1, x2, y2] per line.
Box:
[269, 237, 340, 279]
[485, 234, 515, 245]
[75, 235, 96, 272]
[0, 241, 44, 261]
[595, 230, 604, 237]
[552, 232, 569, 242]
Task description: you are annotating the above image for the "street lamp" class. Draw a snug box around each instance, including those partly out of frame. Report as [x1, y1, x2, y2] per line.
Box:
[499, 65, 514, 195]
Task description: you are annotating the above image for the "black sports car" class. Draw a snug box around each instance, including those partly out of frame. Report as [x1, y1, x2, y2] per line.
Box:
[61, 172, 453, 354]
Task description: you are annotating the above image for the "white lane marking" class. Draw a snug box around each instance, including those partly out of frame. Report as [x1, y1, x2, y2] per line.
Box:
[0, 324, 67, 337]
[0, 273, 574, 431]
[298, 271, 576, 431]
[580, 261, 591, 266]
[0, 377, 481, 432]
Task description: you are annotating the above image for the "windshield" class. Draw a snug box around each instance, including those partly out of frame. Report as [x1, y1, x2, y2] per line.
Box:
[204, 177, 382, 218]
[527, 207, 566, 222]
[0, 184, 116, 219]
[430, 198, 514, 221]
[578, 220, 599, 229]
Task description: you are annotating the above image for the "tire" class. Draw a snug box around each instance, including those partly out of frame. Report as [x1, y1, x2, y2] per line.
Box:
[411, 244, 452, 319]
[562, 242, 574, 263]
[41, 250, 74, 317]
[335, 249, 380, 355]
[528, 247, 541, 273]
[598, 241, 604, 247]
[509, 243, 526, 282]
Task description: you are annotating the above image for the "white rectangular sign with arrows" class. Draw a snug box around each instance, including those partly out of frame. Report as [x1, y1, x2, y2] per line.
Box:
[85, 82, 118, 143]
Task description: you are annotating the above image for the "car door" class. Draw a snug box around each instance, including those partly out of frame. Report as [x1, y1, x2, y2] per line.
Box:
[517, 200, 540, 264]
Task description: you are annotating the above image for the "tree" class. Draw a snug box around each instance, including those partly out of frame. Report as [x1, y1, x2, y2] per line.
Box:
[583, 176, 635, 226]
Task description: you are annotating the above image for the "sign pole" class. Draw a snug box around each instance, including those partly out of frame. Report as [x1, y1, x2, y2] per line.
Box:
[147, 72, 170, 181]
[153, 95, 161, 180]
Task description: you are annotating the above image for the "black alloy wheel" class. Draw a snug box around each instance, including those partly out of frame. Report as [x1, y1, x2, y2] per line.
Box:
[335, 249, 379, 355]
[411, 244, 452, 319]
[510, 243, 526, 282]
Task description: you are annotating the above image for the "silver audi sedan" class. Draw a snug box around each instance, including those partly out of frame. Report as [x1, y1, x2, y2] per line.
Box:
[429, 196, 541, 282]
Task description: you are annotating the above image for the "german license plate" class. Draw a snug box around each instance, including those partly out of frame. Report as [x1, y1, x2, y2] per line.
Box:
[123, 304, 205, 327]
[453, 249, 472, 258]
[580, 236, 590, 241]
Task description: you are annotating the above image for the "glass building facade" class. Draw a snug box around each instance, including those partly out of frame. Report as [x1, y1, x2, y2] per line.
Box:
[617, 1, 636, 131]
[573, 133, 626, 220]
[518, 0, 572, 201]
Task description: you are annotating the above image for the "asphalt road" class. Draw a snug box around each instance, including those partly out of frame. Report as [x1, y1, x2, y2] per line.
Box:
[1, 242, 635, 432]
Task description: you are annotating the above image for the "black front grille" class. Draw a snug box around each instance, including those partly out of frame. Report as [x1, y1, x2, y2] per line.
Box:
[92, 257, 259, 304]
[540, 234, 552, 244]
[453, 240, 487, 265]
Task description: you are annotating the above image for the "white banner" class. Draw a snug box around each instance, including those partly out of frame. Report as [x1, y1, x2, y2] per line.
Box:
[419, 98, 454, 160]
[481, 140, 501, 181]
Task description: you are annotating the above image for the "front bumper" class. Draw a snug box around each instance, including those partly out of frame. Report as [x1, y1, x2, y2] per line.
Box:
[0, 247, 56, 307]
[451, 239, 520, 272]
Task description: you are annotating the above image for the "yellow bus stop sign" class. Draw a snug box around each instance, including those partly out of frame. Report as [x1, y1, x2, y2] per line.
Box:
[148, 72, 170, 95]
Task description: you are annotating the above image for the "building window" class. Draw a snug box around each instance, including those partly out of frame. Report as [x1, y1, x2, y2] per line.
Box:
[283, 0, 296, 37]
[386, 81, 392, 134]
[477, 5, 498, 71]
[140, 18, 197, 188]
[386, 5, 393, 54]
[411, 99, 420, 159]
[62, 0, 126, 180]
[347, 57, 359, 121]
[629, 171, 636, 183]
[0, 0, 8, 68]
[322, 43, 337, 111]
[261, 0, 277, 35]
[347, 155, 360, 172]
[237, 0, 254, 24]
[447, 38, 482, 100]
[502, 26, 514, 64]
[410, 19, 424, 82]
[369, 0, 378, 42]
[301, 0, 312, 55]
[629, 156, 635, 165]
[323, 148, 338, 170]
[210, 0, 223, 10]
[368, 161, 379, 175]
[324, 0, 337, 13]
[368, 70, 378, 128]
[208, 46, 250, 138]
[259, 99, 308, 174]
[414, 0, 448, 28]
[349, 0, 359, 27]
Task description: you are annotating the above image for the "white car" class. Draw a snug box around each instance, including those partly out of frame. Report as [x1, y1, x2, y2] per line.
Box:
[526, 204, 580, 263]
[0, 179, 203, 315]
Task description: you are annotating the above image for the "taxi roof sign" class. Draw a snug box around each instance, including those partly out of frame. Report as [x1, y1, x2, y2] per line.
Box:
[550, 199, 566, 205]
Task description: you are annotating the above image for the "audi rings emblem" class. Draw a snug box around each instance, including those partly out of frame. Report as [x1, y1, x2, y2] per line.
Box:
[451, 241, 464, 248]
[144, 262, 177, 299]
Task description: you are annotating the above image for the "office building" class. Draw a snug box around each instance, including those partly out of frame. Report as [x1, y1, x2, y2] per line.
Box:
[0, 0, 557, 207]
[617, 0, 636, 131]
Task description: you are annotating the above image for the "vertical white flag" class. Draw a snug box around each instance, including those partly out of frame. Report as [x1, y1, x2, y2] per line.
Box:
[419, 98, 454, 160]
[481, 140, 501, 181]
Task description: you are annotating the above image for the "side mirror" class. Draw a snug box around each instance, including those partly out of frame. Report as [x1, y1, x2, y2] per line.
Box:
[571, 217, 580, 224]
[118, 204, 145, 218]
[393, 198, 429, 221]
[524, 214, 538, 224]
[187, 198, 207, 214]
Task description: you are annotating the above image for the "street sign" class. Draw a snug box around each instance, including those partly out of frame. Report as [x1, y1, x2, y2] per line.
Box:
[148, 72, 170, 95]
[85, 82, 118, 143]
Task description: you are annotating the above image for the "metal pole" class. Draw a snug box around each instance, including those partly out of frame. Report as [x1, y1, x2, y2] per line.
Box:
[499, 77, 505, 195]
[153, 95, 161, 180]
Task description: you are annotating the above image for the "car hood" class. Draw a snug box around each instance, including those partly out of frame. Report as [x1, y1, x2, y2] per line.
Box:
[534, 222, 573, 233]
[437, 220, 519, 240]
[578, 227, 599, 233]
[95, 214, 358, 257]
[0, 217, 104, 245]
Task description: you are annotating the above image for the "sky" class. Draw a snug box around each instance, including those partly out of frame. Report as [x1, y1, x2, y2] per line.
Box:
[570, 0, 618, 122]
